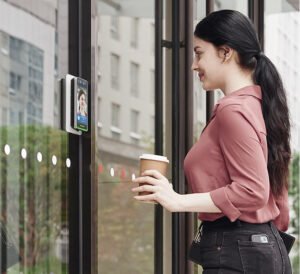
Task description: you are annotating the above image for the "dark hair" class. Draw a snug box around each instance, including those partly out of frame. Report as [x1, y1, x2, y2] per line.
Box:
[78, 89, 86, 101]
[194, 10, 291, 197]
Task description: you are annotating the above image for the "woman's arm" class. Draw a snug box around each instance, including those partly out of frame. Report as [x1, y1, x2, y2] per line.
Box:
[132, 170, 221, 213]
[176, 192, 221, 213]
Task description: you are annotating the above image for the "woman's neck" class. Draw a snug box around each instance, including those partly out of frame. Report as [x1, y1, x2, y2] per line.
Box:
[221, 67, 255, 96]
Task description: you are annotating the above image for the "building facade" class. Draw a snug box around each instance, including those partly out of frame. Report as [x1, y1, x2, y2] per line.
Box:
[0, 0, 299, 273]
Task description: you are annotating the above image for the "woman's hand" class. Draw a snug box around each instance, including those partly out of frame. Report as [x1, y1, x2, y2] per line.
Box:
[131, 169, 182, 212]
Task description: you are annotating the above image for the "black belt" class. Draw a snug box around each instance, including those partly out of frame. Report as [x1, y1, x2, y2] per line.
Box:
[201, 217, 270, 232]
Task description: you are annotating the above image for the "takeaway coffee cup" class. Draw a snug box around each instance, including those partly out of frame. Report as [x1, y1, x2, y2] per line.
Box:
[138, 154, 169, 196]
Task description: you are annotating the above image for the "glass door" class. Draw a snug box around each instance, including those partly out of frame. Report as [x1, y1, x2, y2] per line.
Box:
[95, 1, 156, 273]
[0, 0, 69, 273]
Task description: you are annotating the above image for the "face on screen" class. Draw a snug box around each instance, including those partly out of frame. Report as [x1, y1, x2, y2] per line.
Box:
[75, 78, 88, 131]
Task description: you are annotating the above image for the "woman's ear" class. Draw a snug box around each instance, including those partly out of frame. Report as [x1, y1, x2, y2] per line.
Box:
[218, 46, 234, 63]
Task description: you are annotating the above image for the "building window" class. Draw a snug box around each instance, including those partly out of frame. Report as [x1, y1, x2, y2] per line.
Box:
[130, 18, 139, 48]
[19, 111, 24, 125]
[97, 46, 102, 83]
[110, 16, 119, 40]
[151, 23, 155, 54]
[150, 70, 155, 103]
[29, 46, 43, 68]
[9, 72, 22, 93]
[9, 36, 23, 61]
[130, 109, 139, 133]
[111, 103, 121, 140]
[29, 67, 43, 81]
[111, 54, 120, 90]
[111, 103, 120, 127]
[150, 115, 155, 135]
[29, 82, 43, 102]
[27, 102, 36, 116]
[97, 97, 103, 130]
[10, 110, 17, 125]
[130, 62, 139, 97]
[130, 110, 140, 145]
[2, 108, 8, 125]
[150, 116, 155, 144]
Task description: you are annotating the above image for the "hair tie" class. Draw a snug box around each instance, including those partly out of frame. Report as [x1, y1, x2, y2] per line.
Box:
[255, 51, 264, 59]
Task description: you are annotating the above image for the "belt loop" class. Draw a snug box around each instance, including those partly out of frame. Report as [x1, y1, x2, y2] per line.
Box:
[236, 219, 242, 227]
[216, 231, 223, 247]
[270, 221, 280, 239]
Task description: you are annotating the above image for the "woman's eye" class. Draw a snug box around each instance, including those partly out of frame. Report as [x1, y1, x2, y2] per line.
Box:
[195, 52, 202, 58]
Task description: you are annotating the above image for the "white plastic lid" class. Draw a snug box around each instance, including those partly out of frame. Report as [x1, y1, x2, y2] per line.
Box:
[139, 154, 169, 163]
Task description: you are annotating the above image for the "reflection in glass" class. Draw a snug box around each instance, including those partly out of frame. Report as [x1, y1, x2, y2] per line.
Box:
[4, 144, 11, 155]
[130, 62, 140, 97]
[52, 155, 58, 166]
[37, 152, 43, 162]
[0, 0, 69, 273]
[66, 158, 71, 168]
[96, 0, 155, 273]
[111, 54, 120, 90]
[21, 148, 27, 159]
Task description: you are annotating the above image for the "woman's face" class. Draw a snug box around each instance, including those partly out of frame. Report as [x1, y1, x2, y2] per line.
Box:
[191, 37, 227, 90]
[79, 94, 86, 109]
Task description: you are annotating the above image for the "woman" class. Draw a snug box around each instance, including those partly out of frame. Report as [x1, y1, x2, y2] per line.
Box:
[77, 89, 87, 116]
[131, 9, 292, 273]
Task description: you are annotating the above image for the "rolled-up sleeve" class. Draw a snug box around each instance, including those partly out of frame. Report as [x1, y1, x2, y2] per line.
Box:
[210, 104, 270, 222]
[273, 187, 290, 231]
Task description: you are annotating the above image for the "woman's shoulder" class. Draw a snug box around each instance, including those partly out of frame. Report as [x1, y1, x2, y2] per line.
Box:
[217, 93, 262, 116]
[216, 98, 266, 134]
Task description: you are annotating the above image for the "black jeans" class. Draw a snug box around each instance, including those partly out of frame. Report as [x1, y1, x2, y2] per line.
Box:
[189, 217, 292, 274]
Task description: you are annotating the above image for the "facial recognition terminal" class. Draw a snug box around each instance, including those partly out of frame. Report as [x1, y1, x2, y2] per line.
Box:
[59, 74, 89, 135]
[71, 77, 88, 132]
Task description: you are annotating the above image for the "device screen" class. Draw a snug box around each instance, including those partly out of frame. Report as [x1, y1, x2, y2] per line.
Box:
[75, 78, 88, 132]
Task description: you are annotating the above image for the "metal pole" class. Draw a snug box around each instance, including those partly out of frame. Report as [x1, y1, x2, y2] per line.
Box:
[172, 0, 180, 273]
[154, 0, 164, 273]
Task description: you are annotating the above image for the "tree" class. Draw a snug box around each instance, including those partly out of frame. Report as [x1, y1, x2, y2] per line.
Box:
[0, 125, 68, 273]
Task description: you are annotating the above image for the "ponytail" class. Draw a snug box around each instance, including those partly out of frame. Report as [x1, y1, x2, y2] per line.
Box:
[254, 54, 291, 197]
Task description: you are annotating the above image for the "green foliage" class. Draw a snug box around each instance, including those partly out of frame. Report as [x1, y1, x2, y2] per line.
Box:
[97, 157, 154, 273]
[0, 125, 68, 273]
[288, 151, 300, 270]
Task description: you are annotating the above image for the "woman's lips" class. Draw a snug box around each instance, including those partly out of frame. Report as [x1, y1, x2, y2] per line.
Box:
[198, 72, 205, 81]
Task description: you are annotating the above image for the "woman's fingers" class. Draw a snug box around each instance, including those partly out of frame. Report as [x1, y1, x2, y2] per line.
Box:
[133, 193, 156, 201]
[132, 184, 158, 193]
[141, 169, 165, 180]
[133, 175, 159, 185]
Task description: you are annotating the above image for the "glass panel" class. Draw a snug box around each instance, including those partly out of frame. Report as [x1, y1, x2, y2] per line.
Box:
[0, 0, 69, 273]
[193, 0, 207, 143]
[96, 1, 155, 273]
[264, 2, 300, 272]
[214, 0, 248, 15]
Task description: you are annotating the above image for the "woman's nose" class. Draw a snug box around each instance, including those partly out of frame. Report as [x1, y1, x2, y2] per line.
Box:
[191, 61, 198, 71]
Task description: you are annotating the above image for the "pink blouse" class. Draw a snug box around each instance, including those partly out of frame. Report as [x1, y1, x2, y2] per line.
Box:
[184, 85, 289, 231]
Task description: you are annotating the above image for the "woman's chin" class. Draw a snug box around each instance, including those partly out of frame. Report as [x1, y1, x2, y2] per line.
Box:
[201, 81, 210, 90]
[201, 81, 216, 91]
